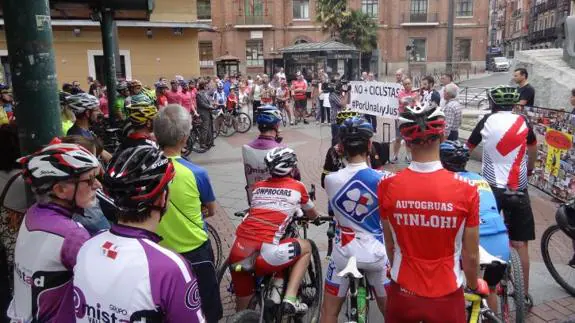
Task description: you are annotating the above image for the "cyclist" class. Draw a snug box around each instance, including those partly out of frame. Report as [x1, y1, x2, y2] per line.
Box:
[321, 117, 392, 323]
[73, 145, 205, 322]
[440, 140, 510, 312]
[119, 100, 159, 151]
[8, 141, 101, 322]
[59, 91, 75, 135]
[229, 147, 319, 314]
[156, 81, 169, 109]
[466, 85, 537, 307]
[378, 101, 487, 323]
[242, 105, 301, 204]
[66, 93, 113, 162]
[113, 81, 130, 121]
[276, 79, 292, 125]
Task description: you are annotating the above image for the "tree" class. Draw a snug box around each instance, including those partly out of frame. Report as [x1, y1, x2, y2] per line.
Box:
[315, 0, 350, 38]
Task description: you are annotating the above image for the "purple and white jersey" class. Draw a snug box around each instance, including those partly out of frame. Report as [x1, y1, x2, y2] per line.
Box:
[72, 224, 205, 323]
[242, 136, 284, 202]
[8, 203, 91, 323]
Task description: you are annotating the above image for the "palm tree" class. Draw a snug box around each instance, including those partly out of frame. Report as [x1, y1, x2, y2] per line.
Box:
[315, 0, 350, 39]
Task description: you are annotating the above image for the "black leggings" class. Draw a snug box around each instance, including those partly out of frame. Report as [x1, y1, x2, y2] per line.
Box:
[252, 100, 261, 123]
[321, 106, 331, 123]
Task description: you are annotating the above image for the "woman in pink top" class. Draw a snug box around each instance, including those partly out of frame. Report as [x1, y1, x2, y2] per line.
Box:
[99, 88, 109, 117]
[180, 81, 196, 115]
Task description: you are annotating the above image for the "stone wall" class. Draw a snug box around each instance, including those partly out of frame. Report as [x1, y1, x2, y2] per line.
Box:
[514, 49, 575, 111]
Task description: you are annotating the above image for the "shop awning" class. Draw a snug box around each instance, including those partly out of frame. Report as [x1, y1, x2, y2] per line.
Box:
[215, 54, 240, 62]
[279, 40, 358, 54]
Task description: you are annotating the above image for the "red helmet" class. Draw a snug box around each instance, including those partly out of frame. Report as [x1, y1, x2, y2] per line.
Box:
[399, 102, 445, 143]
[17, 138, 100, 194]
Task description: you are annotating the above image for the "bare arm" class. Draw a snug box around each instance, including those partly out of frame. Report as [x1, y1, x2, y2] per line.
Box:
[527, 144, 537, 172]
[382, 219, 395, 265]
[203, 201, 216, 218]
[462, 226, 479, 290]
[304, 207, 319, 220]
[518, 99, 528, 106]
[100, 149, 112, 163]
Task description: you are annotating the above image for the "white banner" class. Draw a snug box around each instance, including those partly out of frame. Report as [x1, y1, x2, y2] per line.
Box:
[349, 81, 402, 119]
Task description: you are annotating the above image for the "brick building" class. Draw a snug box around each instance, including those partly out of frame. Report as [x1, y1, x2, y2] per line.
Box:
[502, 0, 531, 57]
[197, 0, 489, 78]
[527, 0, 572, 49]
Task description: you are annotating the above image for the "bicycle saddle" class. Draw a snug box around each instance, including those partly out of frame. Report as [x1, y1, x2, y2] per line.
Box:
[230, 252, 258, 272]
[479, 245, 506, 266]
[337, 256, 364, 279]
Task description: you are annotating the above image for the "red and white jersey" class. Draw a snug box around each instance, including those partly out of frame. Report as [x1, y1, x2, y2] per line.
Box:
[377, 161, 479, 298]
[236, 177, 314, 244]
[467, 111, 537, 190]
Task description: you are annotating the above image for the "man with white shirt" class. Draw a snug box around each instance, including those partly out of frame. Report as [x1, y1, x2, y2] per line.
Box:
[439, 73, 458, 107]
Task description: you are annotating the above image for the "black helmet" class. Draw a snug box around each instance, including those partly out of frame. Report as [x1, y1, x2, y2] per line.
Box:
[103, 146, 174, 214]
[556, 202, 575, 240]
[439, 140, 470, 172]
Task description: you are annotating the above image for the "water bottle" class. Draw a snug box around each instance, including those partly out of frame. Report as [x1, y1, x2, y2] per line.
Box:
[357, 285, 367, 323]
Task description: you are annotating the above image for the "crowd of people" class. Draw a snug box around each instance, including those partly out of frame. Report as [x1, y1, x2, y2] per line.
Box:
[1, 62, 572, 323]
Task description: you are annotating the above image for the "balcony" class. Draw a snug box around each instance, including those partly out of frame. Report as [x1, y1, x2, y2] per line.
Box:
[529, 27, 558, 41]
[234, 1, 274, 28]
[546, 0, 558, 10]
[235, 15, 273, 27]
[400, 12, 439, 26]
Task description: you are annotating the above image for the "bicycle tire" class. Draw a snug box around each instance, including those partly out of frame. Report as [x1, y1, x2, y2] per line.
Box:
[541, 224, 575, 296]
[477, 98, 490, 110]
[509, 248, 526, 323]
[188, 127, 210, 154]
[235, 112, 252, 133]
[302, 240, 323, 323]
[229, 310, 260, 323]
[206, 222, 223, 270]
[281, 110, 287, 127]
[220, 115, 237, 137]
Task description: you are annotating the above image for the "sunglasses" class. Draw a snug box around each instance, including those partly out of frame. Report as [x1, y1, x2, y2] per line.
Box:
[74, 174, 98, 187]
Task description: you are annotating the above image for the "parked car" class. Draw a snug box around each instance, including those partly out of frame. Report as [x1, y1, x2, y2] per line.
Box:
[491, 57, 510, 72]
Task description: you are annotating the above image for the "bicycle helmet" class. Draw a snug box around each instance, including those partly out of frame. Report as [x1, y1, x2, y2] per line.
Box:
[103, 145, 175, 214]
[488, 85, 520, 108]
[336, 110, 360, 125]
[17, 138, 100, 195]
[117, 81, 129, 91]
[130, 80, 143, 88]
[155, 81, 168, 89]
[439, 140, 470, 172]
[127, 104, 158, 127]
[59, 91, 71, 106]
[256, 105, 282, 128]
[67, 93, 100, 115]
[131, 92, 154, 106]
[398, 101, 445, 143]
[339, 116, 374, 144]
[555, 202, 575, 240]
[265, 147, 297, 177]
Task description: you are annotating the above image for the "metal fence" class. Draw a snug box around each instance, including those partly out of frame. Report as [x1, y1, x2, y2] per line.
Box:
[457, 87, 490, 110]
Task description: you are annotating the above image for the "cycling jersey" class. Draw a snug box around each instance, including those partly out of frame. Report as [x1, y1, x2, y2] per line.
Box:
[235, 177, 314, 244]
[242, 136, 284, 202]
[212, 91, 226, 107]
[467, 111, 537, 190]
[156, 156, 215, 253]
[166, 90, 182, 105]
[458, 171, 510, 262]
[324, 162, 392, 297]
[73, 224, 205, 323]
[67, 124, 94, 139]
[8, 203, 90, 323]
[377, 161, 480, 298]
[119, 132, 158, 151]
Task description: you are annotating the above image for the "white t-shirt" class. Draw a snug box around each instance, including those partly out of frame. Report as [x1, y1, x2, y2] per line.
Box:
[323, 93, 331, 108]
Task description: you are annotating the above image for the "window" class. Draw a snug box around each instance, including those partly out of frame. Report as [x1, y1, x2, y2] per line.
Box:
[88, 50, 132, 83]
[197, 0, 211, 20]
[410, 0, 428, 22]
[199, 41, 213, 67]
[293, 0, 309, 19]
[456, 0, 473, 17]
[361, 0, 378, 18]
[245, 0, 264, 16]
[456, 38, 471, 61]
[550, 12, 555, 28]
[246, 40, 264, 66]
[408, 38, 426, 62]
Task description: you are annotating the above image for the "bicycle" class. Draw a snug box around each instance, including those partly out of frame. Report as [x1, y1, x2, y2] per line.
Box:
[212, 105, 252, 138]
[182, 115, 212, 155]
[206, 221, 223, 270]
[218, 211, 330, 323]
[277, 100, 289, 127]
[336, 256, 373, 323]
[541, 201, 575, 297]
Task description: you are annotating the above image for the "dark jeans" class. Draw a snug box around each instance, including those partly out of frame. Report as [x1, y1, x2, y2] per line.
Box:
[447, 130, 459, 141]
[331, 123, 340, 146]
[321, 106, 331, 123]
[181, 240, 222, 323]
[252, 100, 261, 124]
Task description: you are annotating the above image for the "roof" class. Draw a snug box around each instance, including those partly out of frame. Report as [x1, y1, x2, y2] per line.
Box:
[215, 54, 240, 62]
[279, 40, 358, 53]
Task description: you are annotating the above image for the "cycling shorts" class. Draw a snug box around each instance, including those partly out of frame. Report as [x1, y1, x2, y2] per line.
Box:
[324, 249, 389, 298]
[228, 237, 301, 297]
[385, 282, 466, 323]
[294, 99, 307, 110]
[491, 187, 535, 242]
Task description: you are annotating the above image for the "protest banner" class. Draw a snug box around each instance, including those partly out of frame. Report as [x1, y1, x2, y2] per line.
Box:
[349, 81, 402, 119]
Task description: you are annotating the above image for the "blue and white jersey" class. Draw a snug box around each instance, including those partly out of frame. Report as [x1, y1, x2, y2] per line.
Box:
[458, 171, 510, 262]
[325, 162, 393, 263]
[73, 224, 205, 323]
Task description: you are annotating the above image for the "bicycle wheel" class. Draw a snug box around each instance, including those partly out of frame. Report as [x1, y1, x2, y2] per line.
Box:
[280, 109, 287, 127]
[477, 98, 490, 110]
[235, 112, 252, 133]
[220, 115, 237, 137]
[217, 260, 239, 320]
[508, 248, 526, 322]
[188, 127, 210, 154]
[206, 223, 223, 270]
[298, 240, 323, 323]
[541, 224, 575, 296]
[230, 310, 260, 323]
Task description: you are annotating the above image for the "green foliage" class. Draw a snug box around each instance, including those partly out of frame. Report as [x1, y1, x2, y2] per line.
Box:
[315, 0, 377, 53]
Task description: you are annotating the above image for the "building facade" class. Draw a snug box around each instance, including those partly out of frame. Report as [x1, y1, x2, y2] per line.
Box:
[198, 0, 489, 77]
[501, 0, 531, 57]
[527, 0, 571, 49]
[0, 0, 206, 87]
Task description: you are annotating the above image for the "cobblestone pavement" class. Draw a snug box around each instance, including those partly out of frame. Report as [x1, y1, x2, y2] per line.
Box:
[190, 122, 575, 322]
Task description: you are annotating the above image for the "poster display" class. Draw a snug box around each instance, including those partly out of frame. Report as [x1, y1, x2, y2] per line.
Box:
[518, 106, 575, 201]
[349, 81, 402, 118]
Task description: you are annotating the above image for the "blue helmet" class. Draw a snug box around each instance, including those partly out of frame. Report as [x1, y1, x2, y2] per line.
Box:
[339, 116, 374, 143]
[439, 140, 470, 172]
[256, 105, 282, 128]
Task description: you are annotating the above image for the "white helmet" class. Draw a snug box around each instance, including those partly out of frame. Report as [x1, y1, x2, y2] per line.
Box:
[67, 93, 100, 115]
[265, 147, 297, 177]
[398, 101, 445, 143]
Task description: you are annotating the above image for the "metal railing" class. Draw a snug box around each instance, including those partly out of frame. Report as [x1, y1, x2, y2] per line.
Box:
[402, 12, 439, 23]
[236, 14, 273, 25]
